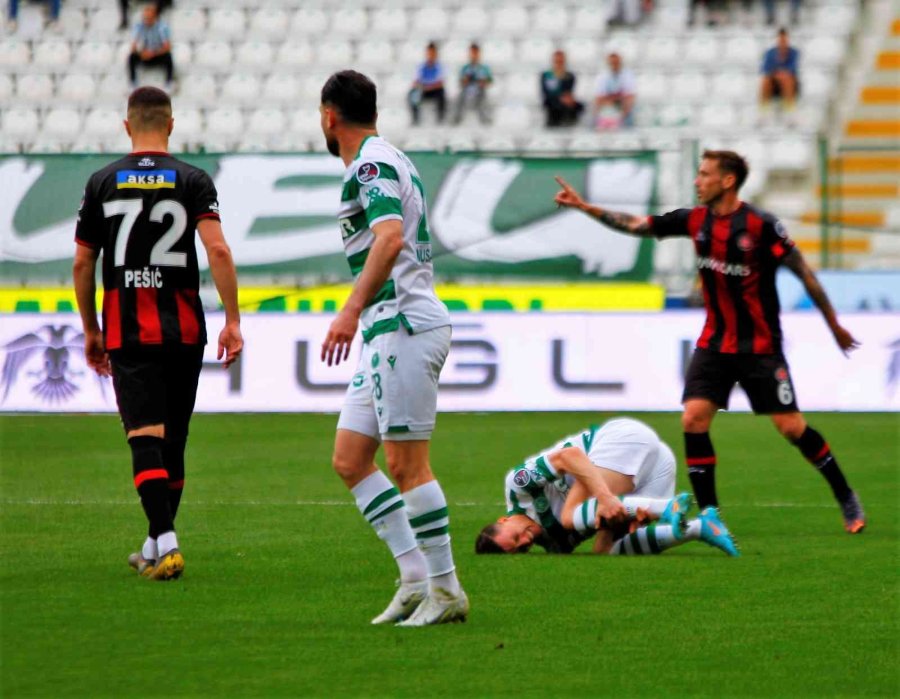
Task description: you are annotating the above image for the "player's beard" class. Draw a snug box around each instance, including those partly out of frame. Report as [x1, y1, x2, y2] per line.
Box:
[326, 136, 340, 157]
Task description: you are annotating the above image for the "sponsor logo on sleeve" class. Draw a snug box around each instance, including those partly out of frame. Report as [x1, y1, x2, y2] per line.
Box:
[356, 162, 379, 184]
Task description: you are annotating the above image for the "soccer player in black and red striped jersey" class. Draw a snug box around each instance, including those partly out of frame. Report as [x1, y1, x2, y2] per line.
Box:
[554, 150, 866, 534]
[73, 87, 243, 579]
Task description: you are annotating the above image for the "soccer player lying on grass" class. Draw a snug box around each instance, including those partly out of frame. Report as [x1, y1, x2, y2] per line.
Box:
[474, 418, 739, 556]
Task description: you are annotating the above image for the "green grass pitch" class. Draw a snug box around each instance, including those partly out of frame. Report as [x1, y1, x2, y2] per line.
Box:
[1, 412, 897, 698]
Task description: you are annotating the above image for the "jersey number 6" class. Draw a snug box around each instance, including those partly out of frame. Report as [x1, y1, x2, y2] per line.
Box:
[102, 198, 189, 268]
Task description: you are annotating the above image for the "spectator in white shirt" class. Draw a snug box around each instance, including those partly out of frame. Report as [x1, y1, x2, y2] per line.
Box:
[593, 52, 636, 130]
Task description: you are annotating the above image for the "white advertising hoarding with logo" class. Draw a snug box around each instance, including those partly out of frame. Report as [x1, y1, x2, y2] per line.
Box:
[1, 312, 898, 413]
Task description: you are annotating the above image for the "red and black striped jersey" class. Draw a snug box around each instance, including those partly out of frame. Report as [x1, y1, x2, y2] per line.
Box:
[651, 203, 796, 355]
[74, 151, 220, 351]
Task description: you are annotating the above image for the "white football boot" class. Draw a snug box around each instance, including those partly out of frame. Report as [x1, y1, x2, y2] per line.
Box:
[396, 587, 469, 627]
[371, 580, 428, 625]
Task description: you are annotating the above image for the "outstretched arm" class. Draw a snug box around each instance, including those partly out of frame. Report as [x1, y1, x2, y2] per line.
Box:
[554, 176, 654, 236]
[782, 248, 860, 355]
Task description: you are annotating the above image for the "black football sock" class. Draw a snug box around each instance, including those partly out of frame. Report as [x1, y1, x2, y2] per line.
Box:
[163, 436, 186, 520]
[792, 426, 852, 502]
[129, 435, 174, 538]
[685, 431, 719, 509]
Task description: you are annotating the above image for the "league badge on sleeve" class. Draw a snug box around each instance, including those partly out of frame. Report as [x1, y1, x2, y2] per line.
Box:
[512, 468, 531, 488]
[356, 162, 380, 184]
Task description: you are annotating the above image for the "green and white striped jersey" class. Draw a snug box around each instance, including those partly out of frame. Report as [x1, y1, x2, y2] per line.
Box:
[338, 135, 451, 343]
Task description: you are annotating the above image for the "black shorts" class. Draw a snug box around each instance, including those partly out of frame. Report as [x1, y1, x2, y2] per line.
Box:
[682, 348, 799, 414]
[110, 345, 204, 436]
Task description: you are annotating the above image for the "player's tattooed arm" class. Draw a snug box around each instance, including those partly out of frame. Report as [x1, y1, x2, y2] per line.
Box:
[783, 248, 860, 355]
[553, 176, 653, 236]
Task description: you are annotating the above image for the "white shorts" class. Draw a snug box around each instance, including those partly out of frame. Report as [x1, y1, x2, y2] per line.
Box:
[632, 442, 677, 499]
[337, 325, 451, 442]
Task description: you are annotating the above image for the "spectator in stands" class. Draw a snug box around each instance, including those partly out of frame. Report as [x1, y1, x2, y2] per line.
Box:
[7, 0, 60, 30]
[541, 50, 584, 128]
[119, 0, 172, 32]
[593, 52, 636, 129]
[764, 0, 800, 26]
[453, 43, 493, 125]
[409, 42, 447, 126]
[760, 27, 799, 123]
[607, 0, 654, 26]
[128, 4, 174, 89]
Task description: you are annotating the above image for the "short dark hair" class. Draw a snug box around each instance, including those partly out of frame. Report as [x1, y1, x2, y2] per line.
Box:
[702, 149, 749, 191]
[321, 70, 377, 126]
[469, 42, 480, 51]
[126, 86, 172, 132]
[426, 41, 438, 51]
[778, 27, 789, 36]
[474, 524, 507, 554]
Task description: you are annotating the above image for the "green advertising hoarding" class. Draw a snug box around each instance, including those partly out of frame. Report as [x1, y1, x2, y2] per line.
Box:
[0, 152, 657, 284]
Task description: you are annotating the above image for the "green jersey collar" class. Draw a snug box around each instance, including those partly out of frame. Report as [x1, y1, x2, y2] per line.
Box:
[355, 134, 378, 159]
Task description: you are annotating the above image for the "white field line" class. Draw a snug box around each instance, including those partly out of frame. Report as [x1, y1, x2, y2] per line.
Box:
[0, 498, 835, 508]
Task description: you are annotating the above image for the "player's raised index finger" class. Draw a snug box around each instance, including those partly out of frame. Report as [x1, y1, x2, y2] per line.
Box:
[554, 175, 574, 192]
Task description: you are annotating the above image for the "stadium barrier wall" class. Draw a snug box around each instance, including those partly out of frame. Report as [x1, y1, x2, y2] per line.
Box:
[1, 312, 898, 413]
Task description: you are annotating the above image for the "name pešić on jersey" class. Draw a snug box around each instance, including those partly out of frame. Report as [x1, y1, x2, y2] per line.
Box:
[337, 135, 451, 343]
[74, 151, 221, 351]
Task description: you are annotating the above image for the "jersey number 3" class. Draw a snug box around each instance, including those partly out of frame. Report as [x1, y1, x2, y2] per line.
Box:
[103, 198, 188, 268]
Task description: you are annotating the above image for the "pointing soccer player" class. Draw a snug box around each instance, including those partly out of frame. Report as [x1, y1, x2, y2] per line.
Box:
[475, 417, 739, 557]
[319, 71, 467, 626]
[554, 151, 865, 534]
[73, 87, 243, 580]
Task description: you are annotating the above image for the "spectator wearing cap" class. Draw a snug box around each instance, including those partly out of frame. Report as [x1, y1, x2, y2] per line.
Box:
[760, 27, 800, 123]
[453, 43, 493, 125]
[128, 4, 174, 89]
[409, 42, 447, 125]
[593, 52, 636, 129]
[541, 50, 584, 128]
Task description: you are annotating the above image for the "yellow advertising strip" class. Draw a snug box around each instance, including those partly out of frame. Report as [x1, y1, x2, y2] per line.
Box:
[0, 283, 665, 314]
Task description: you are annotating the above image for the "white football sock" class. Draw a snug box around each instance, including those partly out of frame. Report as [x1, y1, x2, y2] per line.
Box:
[157, 531, 178, 557]
[610, 524, 686, 555]
[620, 496, 670, 518]
[141, 536, 158, 561]
[403, 480, 461, 596]
[685, 519, 702, 540]
[351, 470, 426, 583]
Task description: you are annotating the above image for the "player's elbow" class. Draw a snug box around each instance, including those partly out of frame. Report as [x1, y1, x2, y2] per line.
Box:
[552, 447, 581, 472]
[205, 242, 233, 265]
[560, 506, 575, 530]
[381, 229, 404, 257]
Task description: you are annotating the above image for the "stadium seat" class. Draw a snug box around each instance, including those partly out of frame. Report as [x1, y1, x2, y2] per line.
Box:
[723, 35, 760, 67]
[567, 132, 609, 153]
[247, 108, 286, 138]
[329, 7, 368, 38]
[16, 74, 54, 104]
[643, 37, 680, 67]
[33, 40, 72, 68]
[276, 41, 314, 68]
[248, 8, 288, 40]
[731, 137, 768, 170]
[170, 8, 206, 41]
[570, 6, 607, 37]
[84, 108, 122, 138]
[501, 72, 539, 103]
[58, 74, 97, 105]
[380, 73, 412, 103]
[479, 133, 518, 151]
[222, 73, 260, 104]
[375, 107, 409, 138]
[531, 6, 570, 38]
[481, 39, 516, 69]
[635, 72, 668, 103]
[289, 7, 329, 37]
[0, 74, 12, 101]
[767, 137, 813, 170]
[396, 39, 426, 70]
[206, 107, 245, 142]
[804, 36, 844, 69]
[813, 3, 857, 34]
[68, 135, 105, 153]
[289, 107, 324, 137]
[193, 40, 233, 71]
[234, 41, 275, 71]
[2, 107, 40, 145]
[370, 8, 409, 40]
[710, 71, 754, 103]
[57, 7, 86, 38]
[171, 42, 193, 68]
[88, 8, 121, 34]
[684, 35, 720, 66]
[42, 107, 83, 143]
[672, 73, 709, 104]
[313, 40, 354, 69]
[176, 73, 217, 105]
[170, 107, 202, 148]
[563, 37, 599, 70]
[518, 37, 555, 68]
[0, 39, 30, 69]
[403, 131, 446, 152]
[356, 39, 396, 72]
[491, 5, 531, 36]
[604, 33, 638, 64]
[802, 68, 834, 102]
[299, 73, 331, 104]
[96, 73, 128, 102]
[452, 5, 490, 35]
[494, 103, 533, 132]
[74, 41, 115, 71]
[656, 103, 693, 127]
[410, 8, 450, 41]
[261, 74, 300, 106]
[208, 9, 246, 40]
[699, 103, 738, 130]
[522, 133, 570, 153]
